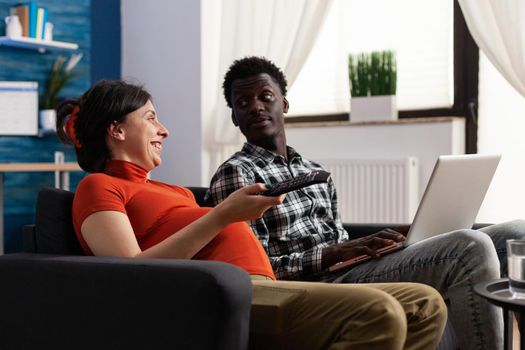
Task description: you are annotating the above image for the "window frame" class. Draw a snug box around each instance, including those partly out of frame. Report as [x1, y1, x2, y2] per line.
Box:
[285, 0, 479, 154]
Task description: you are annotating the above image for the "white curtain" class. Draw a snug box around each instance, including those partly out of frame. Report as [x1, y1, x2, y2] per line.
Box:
[202, 0, 333, 182]
[458, 0, 525, 97]
[458, 0, 525, 222]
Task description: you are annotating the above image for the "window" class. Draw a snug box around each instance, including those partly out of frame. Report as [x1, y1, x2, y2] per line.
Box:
[286, 0, 479, 153]
[286, 0, 454, 117]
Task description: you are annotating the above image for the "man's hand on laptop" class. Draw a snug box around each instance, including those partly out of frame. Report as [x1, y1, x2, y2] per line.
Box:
[321, 231, 404, 270]
[393, 225, 411, 237]
[370, 228, 407, 241]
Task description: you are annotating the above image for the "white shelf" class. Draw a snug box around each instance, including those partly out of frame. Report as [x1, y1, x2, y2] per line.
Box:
[0, 36, 78, 52]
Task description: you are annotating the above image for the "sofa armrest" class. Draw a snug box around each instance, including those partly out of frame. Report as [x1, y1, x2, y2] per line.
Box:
[0, 254, 252, 350]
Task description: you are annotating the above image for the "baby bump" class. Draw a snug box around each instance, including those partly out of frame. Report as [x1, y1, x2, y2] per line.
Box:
[193, 219, 272, 273]
[139, 207, 274, 278]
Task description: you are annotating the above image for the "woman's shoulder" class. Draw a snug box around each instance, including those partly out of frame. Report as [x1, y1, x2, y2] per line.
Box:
[78, 172, 117, 189]
[76, 172, 128, 199]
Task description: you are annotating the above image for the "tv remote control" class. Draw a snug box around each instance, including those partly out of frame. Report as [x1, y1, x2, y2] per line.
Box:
[261, 170, 331, 196]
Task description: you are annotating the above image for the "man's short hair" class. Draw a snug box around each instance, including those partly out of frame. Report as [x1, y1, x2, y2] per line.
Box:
[223, 56, 288, 108]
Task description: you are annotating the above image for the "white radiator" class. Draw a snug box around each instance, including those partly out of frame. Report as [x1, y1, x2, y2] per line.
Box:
[316, 158, 419, 223]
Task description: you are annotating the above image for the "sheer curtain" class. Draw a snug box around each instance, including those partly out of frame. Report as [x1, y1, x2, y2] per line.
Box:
[458, 0, 525, 222]
[287, 0, 454, 116]
[201, 0, 333, 182]
[458, 0, 525, 97]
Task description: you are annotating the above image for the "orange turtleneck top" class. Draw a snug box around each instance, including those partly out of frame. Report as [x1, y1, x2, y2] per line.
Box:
[72, 160, 275, 279]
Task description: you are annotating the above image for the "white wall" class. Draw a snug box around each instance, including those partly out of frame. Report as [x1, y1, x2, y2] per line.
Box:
[286, 118, 465, 202]
[121, 0, 202, 186]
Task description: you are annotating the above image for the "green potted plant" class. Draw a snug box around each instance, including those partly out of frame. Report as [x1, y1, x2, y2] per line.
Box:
[348, 50, 397, 122]
[40, 53, 83, 131]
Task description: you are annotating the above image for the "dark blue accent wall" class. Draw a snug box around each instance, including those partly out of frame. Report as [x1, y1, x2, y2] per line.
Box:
[91, 0, 120, 82]
[0, 0, 92, 252]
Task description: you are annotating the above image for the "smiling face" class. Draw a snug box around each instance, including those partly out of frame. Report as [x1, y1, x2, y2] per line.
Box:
[230, 73, 289, 151]
[108, 100, 169, 171]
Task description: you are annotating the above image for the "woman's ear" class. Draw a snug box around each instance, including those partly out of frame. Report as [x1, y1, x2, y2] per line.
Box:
[283, 97, 289, 113]
[107, 121, 125, 141]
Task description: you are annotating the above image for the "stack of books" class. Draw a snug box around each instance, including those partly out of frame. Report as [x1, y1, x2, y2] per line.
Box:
[9, 1, 49, 40]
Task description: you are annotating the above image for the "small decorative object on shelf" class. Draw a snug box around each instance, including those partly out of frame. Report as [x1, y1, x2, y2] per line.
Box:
[4, 15, 23, 38]
[39, 109, 56, 131]
[348, 50, 397, 122]
[40, 53, 83, 132]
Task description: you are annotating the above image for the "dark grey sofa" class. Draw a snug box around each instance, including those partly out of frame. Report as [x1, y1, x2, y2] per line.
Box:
[0, 187, 252, 350]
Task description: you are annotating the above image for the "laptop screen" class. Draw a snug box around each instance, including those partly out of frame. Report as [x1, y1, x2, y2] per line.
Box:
[405, 154, 501, 245]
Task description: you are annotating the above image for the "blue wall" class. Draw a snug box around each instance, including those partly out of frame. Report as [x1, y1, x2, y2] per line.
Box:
[0, 0, 93, 252]
[91, 0, 120, 83]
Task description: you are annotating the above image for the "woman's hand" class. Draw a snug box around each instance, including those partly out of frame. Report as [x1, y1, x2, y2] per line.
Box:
[213, 183, 285, 226]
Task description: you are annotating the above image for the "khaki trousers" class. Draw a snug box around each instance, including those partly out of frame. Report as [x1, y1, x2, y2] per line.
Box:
[249, 279, 447, 350]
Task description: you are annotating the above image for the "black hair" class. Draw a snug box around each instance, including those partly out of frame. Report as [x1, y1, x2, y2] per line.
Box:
[222, 56, 288, 108]
[56, 80, 152, 173]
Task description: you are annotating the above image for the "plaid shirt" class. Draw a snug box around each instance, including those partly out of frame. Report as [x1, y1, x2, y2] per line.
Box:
[205, 142, 348, 280]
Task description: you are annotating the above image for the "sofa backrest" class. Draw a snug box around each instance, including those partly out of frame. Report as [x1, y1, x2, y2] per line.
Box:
[29, 186, 211, 255]
[186, 186, 208, 206]
[33, 187, 85, 255]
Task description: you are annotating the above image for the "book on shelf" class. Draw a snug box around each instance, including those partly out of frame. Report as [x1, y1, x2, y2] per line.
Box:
[23, 1, 38, 38]
[10, 4, 29, 37]
[35, 7, 47, 40]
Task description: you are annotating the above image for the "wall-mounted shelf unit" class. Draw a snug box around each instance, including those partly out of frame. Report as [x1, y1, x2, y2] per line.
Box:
[0, 36, 78, 53]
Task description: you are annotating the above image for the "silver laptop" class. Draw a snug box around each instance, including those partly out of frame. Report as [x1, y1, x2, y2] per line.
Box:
[329, 154, 501, 272]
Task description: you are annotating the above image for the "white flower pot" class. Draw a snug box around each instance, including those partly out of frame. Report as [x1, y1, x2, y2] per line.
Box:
[350, 95, 398, 122]
[39, 109, 57, 131]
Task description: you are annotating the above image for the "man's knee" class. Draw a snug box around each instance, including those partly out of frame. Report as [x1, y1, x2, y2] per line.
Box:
[506, 219, 525, 228]
[407, 283, 447, 324]
[337, 286, 408, 336]
[324, 285, 409, 348]
[451, 229, 497, 256]
[370, 294, 408, 333]
[372, 282, 447, 325]
[447, 229, 500, 277]
[481, 219, 525, 238]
